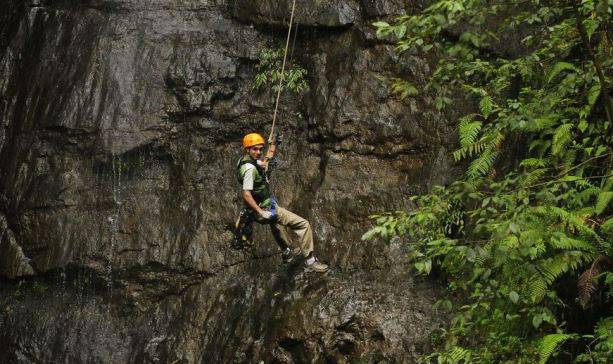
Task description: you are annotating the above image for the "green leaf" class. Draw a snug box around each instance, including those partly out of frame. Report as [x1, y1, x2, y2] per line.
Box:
[582, 18, 600, 40]
[595, 191, 612, 215]
[547, 62, 577, 83]
[588, 83, 601, 107]
[558, 175, 580, 182]
[509, 291, 520, 303]
[395, 24, 407, 38]
[372, 21, 390, 28]
[533, 315, 543, 329]
[601, 217, 613, 238]
[361, 227, 379, 241]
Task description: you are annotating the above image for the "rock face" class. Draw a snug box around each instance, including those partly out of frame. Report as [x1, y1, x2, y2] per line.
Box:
[0, 0, 456, 362]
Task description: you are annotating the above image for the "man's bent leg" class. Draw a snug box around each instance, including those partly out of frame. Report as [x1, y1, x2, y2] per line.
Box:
[275, 207, 314, 257]
[270, 224, 289, 251]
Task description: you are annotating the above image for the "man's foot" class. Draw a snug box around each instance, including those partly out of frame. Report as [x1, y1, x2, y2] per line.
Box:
[304, 257, 328, 273]
[282, 247, 301, 264]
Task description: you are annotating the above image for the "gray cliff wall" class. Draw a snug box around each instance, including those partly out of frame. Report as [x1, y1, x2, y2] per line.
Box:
[0, 0, 457, 362]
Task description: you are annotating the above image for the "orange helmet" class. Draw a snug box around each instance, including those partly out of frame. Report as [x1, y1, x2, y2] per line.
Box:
[242, 133, 265, 148]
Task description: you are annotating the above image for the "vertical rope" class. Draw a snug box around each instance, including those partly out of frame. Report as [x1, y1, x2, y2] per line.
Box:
[268, 0, 298, 143]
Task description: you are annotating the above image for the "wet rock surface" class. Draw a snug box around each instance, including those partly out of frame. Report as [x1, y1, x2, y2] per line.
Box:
[0, 260, 444, 362]
[1, 0, 455, 362]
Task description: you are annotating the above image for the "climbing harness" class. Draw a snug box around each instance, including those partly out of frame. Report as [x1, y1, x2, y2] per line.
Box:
[232, 197, 279, 251]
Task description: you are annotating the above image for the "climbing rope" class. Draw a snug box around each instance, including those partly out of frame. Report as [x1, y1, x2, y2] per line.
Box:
[268, 0, 298, 143]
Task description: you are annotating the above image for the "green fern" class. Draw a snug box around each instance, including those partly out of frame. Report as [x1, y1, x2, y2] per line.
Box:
[466, 131, 504, 178]
[601, 217, 613, 239]
[552, 123, 574, 156]
[595, 186, 612, 215]
[531, 206, 601, 243]
[371, 1, 613, 362]
[529, 276, 549, 303]
[587, 83, 601, 107]
[458, 117, 482, 148]
[594, 317, 613, 339]
[520, 158, 548, 168]
[547, 61, 578, 83]
[467, 148, 499, 177]
[523, 167, 548, 185]
[479, 94, 495, 117]
[538, 333, 577, 364]
[538, 254, 581, 285]
[453, 138, 488, 161]
[448, 346, 471, 363]
[549, 234, 596, 253]
[391, 78, 419, 99]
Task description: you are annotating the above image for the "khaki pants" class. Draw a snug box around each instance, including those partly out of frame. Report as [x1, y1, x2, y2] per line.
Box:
[257, 206, 314, 257]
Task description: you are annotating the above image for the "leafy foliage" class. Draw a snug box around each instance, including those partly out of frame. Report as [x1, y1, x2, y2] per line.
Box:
[366, 0, 613, 362]
[539, 333, 578, 364]
[253, 47, 309, 95]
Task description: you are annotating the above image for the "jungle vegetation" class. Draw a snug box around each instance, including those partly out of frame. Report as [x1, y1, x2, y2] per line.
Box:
[365, 0, 612, 362]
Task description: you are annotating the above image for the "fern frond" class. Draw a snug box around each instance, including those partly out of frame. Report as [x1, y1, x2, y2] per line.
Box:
[523, 167, 548, 185]
[573, 186, 600, 205]
[593, 317, 613, 338]
[468, 148, 500, 178]
[448, 346, 471, 363]
[466, 131, 505, 178]
[391, 78, 419, 99]
[453, 139, 487, 161]
[458, 118, 482, 148]
[539, 333, 576, 364]
[520, 158, 548, 168]
[577, 255, 607, 308]
[552, 123, 573, 156]
[547, 61, 578, 83]
[529, 276, 549, 303]
[595, 191, 612, 215]
[573, 178, 596, 190]
[479, 94, 495, 117]
[549, 234, 596, 253]
[531, 206, 601, 243]
[601, 217, 613, 239]
[538, 252, 593, 289]
[539, 255, 572, 285]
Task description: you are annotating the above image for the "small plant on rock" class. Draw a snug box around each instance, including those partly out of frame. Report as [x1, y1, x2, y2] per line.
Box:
[254, 47, 309, 95]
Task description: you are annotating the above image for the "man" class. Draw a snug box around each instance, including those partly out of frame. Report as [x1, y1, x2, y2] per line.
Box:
[235, 132, 328, 273]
